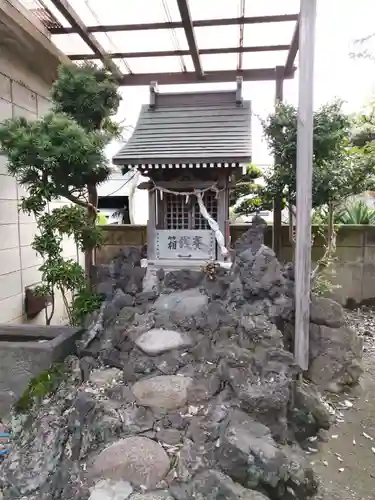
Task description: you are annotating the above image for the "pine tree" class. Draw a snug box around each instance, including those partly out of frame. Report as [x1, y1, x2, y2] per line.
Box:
[0, 63, 121, 324]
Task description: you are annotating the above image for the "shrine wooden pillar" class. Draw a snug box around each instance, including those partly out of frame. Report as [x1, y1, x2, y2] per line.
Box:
[147, 189, 157, 261]
[216, 171, 230, 262]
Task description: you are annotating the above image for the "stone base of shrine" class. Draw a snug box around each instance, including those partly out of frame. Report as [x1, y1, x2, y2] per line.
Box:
[149, 258, 208, 270]
[143, 259, 232, 292]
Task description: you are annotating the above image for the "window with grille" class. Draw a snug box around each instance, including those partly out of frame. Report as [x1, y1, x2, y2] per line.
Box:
[165, 192, 190, 229]
[194, 191, 218, 230]
[164, 191, 218, 230]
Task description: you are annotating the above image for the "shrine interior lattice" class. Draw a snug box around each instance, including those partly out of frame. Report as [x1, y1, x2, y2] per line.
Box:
[164, 191, 218, 231]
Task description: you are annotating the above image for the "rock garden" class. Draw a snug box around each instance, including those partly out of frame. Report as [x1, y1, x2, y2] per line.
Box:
[0, 225, 363, 500]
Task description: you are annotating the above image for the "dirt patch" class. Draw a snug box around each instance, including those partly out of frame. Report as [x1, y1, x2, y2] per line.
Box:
[313, 308, 375, 499]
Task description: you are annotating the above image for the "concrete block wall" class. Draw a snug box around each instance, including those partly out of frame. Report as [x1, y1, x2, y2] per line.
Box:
[0, 49, 81, 324]
[97, 224, 375, 306]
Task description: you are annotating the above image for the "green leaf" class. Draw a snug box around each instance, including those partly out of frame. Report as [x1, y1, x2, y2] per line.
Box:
[0, 62, 120, 326]
[336, 200, 375, 225]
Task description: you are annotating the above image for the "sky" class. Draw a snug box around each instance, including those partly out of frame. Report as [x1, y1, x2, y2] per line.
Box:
[26, 0, 375, 166]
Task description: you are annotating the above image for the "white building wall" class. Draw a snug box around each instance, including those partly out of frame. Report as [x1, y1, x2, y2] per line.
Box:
[97, 171, 149, 225]
[0, 49, 80, 324]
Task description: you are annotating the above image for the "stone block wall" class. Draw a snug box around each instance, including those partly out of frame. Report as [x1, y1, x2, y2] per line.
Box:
[96, 225, 148, 264]
[96, 224, 375, 306]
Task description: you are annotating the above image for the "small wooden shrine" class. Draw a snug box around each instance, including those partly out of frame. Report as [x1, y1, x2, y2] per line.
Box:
[112, 78, 252, 270]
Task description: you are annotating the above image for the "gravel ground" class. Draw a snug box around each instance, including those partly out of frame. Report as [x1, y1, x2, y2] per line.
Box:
[313, 306, 375, 500]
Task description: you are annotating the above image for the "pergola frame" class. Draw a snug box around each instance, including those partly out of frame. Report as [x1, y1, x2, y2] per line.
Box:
[45, 0, 300, 85]
[41, 0, 316, 370]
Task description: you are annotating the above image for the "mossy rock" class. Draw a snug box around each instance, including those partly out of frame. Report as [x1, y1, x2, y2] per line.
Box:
[289, 408, 318, 442]
[14, 363, 66, 413]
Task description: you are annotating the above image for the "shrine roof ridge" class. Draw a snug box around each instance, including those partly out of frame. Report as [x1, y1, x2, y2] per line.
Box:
[112, 80, 252, 168]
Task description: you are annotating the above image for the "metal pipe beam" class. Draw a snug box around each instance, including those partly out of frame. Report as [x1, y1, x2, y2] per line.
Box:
[176, 0, 203, 78]
[69, 44, 290, 61]
[49, 14, 298, 34]
[117, 67, 295, 86]
[49, 0, 123, 78]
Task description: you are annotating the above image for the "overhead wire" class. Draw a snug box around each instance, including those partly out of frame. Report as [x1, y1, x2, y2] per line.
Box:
[82, 0, 133, 74]
[101, 170, 138, 197]
[161, 0, 187, 72]
[78, 1, 136, 192]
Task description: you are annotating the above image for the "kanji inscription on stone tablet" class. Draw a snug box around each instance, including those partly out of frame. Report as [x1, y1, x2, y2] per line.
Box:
[168, 235, 177, 250]
[157, 230, 215, 260]
[178, 236, 190, 249]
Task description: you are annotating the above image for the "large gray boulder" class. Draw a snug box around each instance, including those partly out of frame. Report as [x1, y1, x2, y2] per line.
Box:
[290, 382, 332, 442]
[91, 437, 170, 489]
[153, 288, 209, 327]
[234, 216, 267, 255]
[135, 328, 192, 356]
[235, 245, 286, 299]
[171, 469, 270, 500]
[308, 297, 363, 392]
[216, 410, 317, 499]
[89, 480, 133, 500]
[132, 375, 193, 411]
[310, 296, 345, 329]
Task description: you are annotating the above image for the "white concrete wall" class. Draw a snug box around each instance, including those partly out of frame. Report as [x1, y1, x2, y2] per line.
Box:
[0, 49, 80, 324]
[97, 171, 149, 225]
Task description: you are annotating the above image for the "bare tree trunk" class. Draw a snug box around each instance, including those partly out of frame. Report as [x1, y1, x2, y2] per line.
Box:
[45, 291, 55, 326]
[311, 201, 337, 283]
[85, 184, 98, 287]
[289, 206, 296, 262]
[59, 287, 73, 325]
[327, 201, 334, 252]
[288, 192, 295, 260]
[273, 196, 283, 258]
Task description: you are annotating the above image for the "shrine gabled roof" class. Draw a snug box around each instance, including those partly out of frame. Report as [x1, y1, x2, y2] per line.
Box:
[112, 82, 251, 169]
